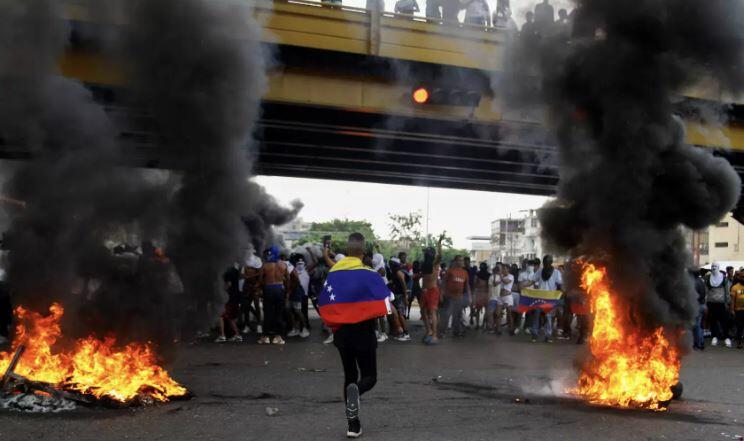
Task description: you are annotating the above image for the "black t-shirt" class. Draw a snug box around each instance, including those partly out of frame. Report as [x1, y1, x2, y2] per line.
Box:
[694, 277, 707, 305]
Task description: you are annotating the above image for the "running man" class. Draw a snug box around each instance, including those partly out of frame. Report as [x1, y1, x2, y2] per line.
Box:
[318, 233, 392, 438]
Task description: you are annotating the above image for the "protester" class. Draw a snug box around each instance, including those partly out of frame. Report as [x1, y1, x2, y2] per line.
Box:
[421, 237, 444, 344]
[705, 262, 732, 348]
[731, 269, 744, 349]
[464, 256, 477, 328]
[487, 263, 502, 333]
[520, 11, 539, 45]
[410, 261, 423, 319]
[514, 259, 535, 333]
[258, 246, 289, 345]
[463, 0, 490, 27]
[533, 0, 554, 33]
[388, 257, 412, 342]
[318, 233, 391, 439]
[692, 268, 707, 350]
[287, 254, 311, 338]
[370, 252, 391, 343]
[496, 263, 515, 335]
[215, 266, 243, 343]
[440, 255, 471, 337]
[425, 0, 442, 22]
[527, 255, 562, 343]
[241, 255, 263, 335]
[496, 0, 510, 18]
[473, 262, 490, 329]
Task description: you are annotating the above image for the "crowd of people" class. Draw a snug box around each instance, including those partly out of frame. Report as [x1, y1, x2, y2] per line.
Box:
[329, 0, 571, 39]
[207, 238, 744, 354]
[692, 263, 744, 350]
[213, 234, 584, 347]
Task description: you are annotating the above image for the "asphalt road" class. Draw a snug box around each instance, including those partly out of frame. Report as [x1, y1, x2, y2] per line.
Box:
[1, 316, 743, 441]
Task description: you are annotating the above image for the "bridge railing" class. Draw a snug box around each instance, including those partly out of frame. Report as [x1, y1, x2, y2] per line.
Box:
[255, 0, 508, 70]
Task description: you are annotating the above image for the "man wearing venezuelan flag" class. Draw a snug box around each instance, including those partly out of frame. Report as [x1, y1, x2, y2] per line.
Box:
[318, 233, 391, 439]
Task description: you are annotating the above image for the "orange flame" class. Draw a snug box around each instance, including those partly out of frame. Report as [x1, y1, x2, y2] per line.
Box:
[575, 263, 680, 411]
[0, 303, 187, 403]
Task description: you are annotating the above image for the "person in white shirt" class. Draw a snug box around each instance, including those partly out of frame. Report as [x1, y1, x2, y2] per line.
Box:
[527, 255, 562, 343]
[486, 263, 502, 332]
[496, 264, 515, 335]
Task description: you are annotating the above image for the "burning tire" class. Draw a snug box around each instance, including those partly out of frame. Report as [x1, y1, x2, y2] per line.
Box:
[671, 382, 683, 400]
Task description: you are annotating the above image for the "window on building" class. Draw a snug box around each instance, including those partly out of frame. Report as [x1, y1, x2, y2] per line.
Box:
[714, 242, 728, 248]
[531, 218, 537, 227]
[716, 222, 729, 228]
[499, 234, 505, 246]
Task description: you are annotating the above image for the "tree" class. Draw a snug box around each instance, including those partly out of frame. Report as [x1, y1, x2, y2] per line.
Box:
[297, 219, 378, 253]
[387, 212, 460, 262]
[388, 212, 423, 251]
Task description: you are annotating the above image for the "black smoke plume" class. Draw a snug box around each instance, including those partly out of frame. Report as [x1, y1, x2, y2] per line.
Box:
[531, 0, 743, 331]
[124, 0, 302, 331]
[0, 0, 169, 339]
[0, 0, 301, 341]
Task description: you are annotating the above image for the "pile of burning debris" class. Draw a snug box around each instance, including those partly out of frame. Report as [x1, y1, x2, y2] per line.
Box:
[0, 304, 189, 412]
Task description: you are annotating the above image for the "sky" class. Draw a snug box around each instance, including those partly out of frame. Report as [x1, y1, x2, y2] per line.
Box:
[255, 176, 550, 248]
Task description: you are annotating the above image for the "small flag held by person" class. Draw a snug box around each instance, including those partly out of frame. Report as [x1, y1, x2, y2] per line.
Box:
[517, 288, 562, 313]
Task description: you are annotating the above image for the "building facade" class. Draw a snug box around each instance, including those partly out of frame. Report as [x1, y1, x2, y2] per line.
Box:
[490, 210, 544, 265]
[275, 217, 311, 249]
[688, 213, 744, 266]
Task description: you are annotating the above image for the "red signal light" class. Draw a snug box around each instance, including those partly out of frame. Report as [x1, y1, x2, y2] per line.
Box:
[412, 87, 429, 104]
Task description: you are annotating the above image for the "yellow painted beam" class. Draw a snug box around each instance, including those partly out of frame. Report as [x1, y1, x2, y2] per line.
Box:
[54, 48, 744, 151]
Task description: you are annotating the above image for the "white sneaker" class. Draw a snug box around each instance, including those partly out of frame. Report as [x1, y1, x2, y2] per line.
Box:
[711, 337, 719, 346]
[394, 333, 412, 342]
[299, 328, 310, 338]
[272, 336, 286, 345]
[228, 335, 243, 342]
[287, 329, 300, 338]
[377, 332, 388, 343]
[725, 338, 733, 348]
[214, 336, 226, 343]
[242, 326, 251, 334]
[256, 325, 263, 334]
[323, 334, 334, 344]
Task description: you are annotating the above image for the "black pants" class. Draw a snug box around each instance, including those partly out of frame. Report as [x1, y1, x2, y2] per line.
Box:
[707, 302, 730, 340]
[262, 285, 285, 336]
[334, 321, 378, 401]
[734, 311, 744, 343]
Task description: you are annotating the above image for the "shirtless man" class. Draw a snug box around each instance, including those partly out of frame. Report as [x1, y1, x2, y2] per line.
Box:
[421, 234, 445, 344]
[258, 245, 289, 345]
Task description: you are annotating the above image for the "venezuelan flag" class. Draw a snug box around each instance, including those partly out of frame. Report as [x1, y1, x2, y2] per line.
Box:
[517, 288, 563, 313]
[318, 256, 392, 330]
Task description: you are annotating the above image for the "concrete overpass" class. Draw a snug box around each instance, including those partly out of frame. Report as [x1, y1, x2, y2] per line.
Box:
[3, 0, 744, 196]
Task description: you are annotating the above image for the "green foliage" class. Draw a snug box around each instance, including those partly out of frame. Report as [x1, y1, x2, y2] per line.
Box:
[388, 212, 423, 250]
[295, 215, 465, 265]
[297, 219, 378, 253]
[386, 212, 459, 263]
